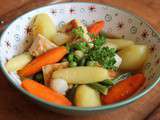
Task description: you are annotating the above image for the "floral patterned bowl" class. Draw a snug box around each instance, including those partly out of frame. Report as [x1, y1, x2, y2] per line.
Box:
[0, 2, 160, 115]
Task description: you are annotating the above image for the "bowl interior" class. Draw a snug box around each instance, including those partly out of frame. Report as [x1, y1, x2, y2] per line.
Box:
[0, 2, 160, 110]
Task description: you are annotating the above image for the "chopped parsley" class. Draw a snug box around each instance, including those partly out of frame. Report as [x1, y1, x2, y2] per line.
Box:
[67, 53, 78, 63]
[71, 41, 88, 51]
[93, 34, 106, 48]
[67, 28, 117, 70]
[72, 26, 84, 39]
[87, 47, 117, 70]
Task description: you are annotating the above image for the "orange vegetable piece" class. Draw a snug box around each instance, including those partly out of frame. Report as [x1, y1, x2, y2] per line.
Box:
[18, 46, 67, 77]
[87, 20, 105, 36]
[101, 73, 145, 105]
[22, 79, 72, 106]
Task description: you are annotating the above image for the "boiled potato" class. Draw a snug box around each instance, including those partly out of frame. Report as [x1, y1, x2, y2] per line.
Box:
[75, 85, 101, 107]
[53, 32, 72, 45]
[52, 66, 111, 84]
[106, 39, 134, 50]
[6, 52, 32, 72]
[118, 45, 148, 71]
[31, 13, 56, 41]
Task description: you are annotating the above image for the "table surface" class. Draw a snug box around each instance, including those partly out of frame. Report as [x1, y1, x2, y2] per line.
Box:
[0, 0, 160, 120]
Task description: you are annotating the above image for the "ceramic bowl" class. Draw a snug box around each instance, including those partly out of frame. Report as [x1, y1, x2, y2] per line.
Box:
[0, 2, 160, 115]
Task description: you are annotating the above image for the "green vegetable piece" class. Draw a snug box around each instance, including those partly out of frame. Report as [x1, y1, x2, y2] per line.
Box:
[112, 72, 132, 84]
[88, 47, 117, 70]
[72, 26, 84, 39]
[72, 41, 88, 52]
[94, 34, 106, 48]
[67, 33, 117, 70]
[101, 79, 114, 86]
[33, 71, 44, 84]
[67, 53, 78, 63]
[89, 83, 108, 95]
[88, 33, 106, 48]
[88, 83, 108, 95]
[67, 53, 74, 62]
[69, 61, 77, 67]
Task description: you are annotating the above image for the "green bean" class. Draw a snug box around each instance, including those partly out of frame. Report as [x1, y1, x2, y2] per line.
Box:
[88, 83, 108, 95]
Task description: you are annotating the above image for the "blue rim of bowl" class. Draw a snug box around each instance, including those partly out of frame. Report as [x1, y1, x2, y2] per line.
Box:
[0, 2, 160, 112]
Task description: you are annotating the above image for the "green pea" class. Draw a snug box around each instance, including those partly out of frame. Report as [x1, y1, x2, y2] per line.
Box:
[70, 62, 77, 67]
[67, 54, 74, 62]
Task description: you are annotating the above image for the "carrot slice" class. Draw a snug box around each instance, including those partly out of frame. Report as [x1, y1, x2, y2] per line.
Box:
[101, 73, 145, 105]
[18, 46, 67, 77]
[22, 79, 72, 106]
[87, 20, 105, 36]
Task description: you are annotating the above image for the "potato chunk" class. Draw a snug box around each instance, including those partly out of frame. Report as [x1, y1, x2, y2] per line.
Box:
[53, 32, 72, 46]
[31, 13, 56, 41]
[107, 39, 134, 50]
[75, 85, 101, 107]
[118, 45, 148, 71]
[6, 52, 32, 72]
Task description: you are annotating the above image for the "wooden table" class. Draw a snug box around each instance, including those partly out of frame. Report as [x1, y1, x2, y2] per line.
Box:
[0, 0, 160, 120]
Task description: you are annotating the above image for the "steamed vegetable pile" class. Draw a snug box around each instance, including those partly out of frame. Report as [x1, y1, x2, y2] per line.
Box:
[6, 13, 149, 107]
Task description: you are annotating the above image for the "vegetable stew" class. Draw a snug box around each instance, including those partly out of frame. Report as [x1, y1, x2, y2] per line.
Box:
[6, 13, 148, 107]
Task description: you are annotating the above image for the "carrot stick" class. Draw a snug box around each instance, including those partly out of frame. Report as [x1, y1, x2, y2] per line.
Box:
[18, 46, 67, 77]
[87, 20, 105, 36]
[21, 79, 72, 106]
[101, 73, 145, 105]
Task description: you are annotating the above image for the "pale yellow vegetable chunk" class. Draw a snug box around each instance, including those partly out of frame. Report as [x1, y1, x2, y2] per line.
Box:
[75, 85, 101, 107]
[31, 13, 56, 41]
[52, 66, 111, 84]
[107, 39, 134, 50]
[6, 52, 32, 72]
[53, 32, 72, 46]
[118, 45, 148, 71]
